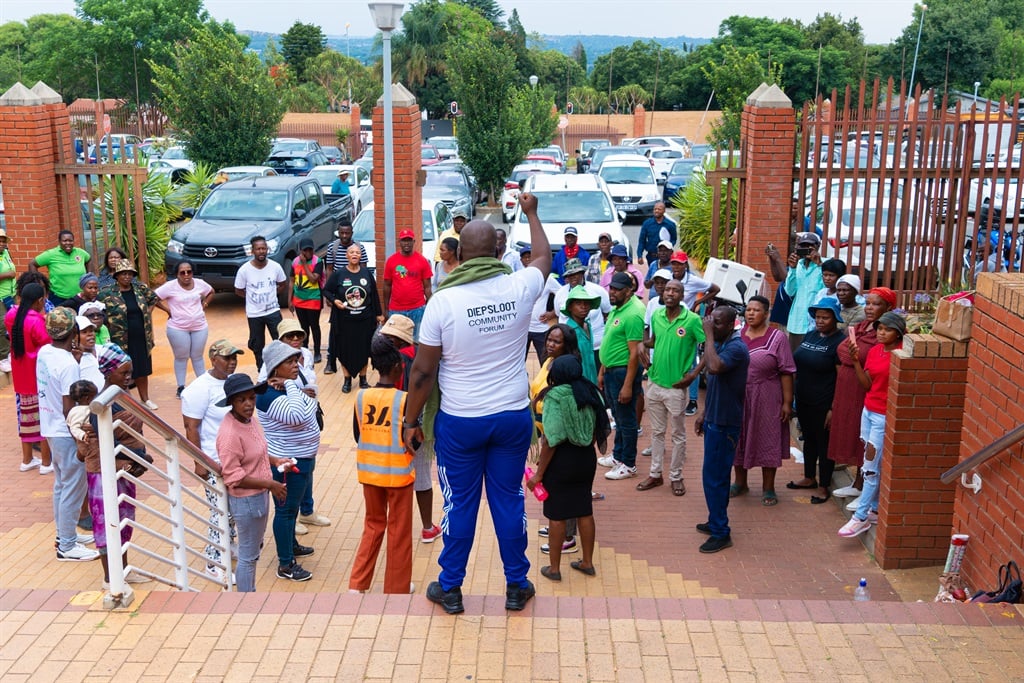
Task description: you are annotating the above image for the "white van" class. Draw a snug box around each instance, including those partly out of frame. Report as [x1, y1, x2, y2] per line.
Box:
[509, 174, 630, 257]
[597, 154, 661, 219]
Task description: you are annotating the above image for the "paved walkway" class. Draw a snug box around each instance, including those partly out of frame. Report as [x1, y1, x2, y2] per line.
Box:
[2, 295, 1022, 680]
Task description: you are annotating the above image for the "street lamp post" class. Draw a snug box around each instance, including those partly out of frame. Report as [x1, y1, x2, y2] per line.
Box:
[973, 80, 981, 110]
[368, 1, 405, 261]
[133, 41, 142, 139]
[345, 22, 352, 111]
[908, 4, 927, 101]
[529, 74, 538, 90]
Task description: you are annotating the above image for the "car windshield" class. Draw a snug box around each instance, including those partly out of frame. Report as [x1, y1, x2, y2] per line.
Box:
[432, 139, 457, 151]
[511, 169, 558, 183]
[354, 209, 437, 242]
[267, 157, 310, 170]
[273, 141, 308, 152]
[308, 170, 340, 186]
[650, 150, 681, 159]
[517, 191, 615, 223]
[223, 170, 266, 180]
[581, 140, 610, 153]
[528, 149, 555, 158]
[670, 160, 701, 175]
[422, 147, 438, 159]
[424, 171, 466, 188]
[600, 166, 654, 184]
[163, 148, 188, 160]
[669, 137, 689, 146]
[197, 189, 290, 220]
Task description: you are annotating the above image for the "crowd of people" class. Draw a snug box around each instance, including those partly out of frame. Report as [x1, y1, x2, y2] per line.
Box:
[2, 209, 907, 604]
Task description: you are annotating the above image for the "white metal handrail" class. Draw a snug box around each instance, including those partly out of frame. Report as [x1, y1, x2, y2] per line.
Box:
[91, 385, 232, 609]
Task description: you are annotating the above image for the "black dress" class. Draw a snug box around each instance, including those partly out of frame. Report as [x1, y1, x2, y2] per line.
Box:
[323, 266, 381, 376]
[542, 441, 597, 521]
[122, 288, 152, 379]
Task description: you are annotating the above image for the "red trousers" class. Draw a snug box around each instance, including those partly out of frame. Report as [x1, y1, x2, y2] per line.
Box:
[349, 483, 413, 593]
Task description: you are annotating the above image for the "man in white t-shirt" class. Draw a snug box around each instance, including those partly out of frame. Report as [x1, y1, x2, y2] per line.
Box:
[181, 339, 245, 582]
[233, 236, 287, 370]
[495, 227, 523, 273]
[549, 257, 611, 366]
[404, 193, 550, 615]
[37, 308, 98, 562]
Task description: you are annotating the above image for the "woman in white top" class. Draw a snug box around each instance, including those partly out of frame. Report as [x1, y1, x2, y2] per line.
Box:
[155, 259, 215, 398]
[431, 237, 460, 289]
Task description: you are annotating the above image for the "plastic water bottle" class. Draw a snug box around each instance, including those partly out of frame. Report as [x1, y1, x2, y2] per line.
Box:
[524, 467, 548, 501]
[854, 578, 870, 601]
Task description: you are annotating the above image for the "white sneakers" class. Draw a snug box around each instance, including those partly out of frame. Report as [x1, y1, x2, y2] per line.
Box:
[204, 564, 236, 584]
[39, 465, 54, 475]
[299, 512, 332, 526]
[0, 357, 11, 373]
[56, 543, 100, 562]
[838, 517, 872, 538]
[294, 521, 309, 535]
[846, 496, 862, 512]
[144, 399, 159, 410]
[19, 457, 41, 472]
[597, 455, 619, 468]
[605, 463, 637, 480]
[76, 533, 94, 545]
[833, 485, 861, 498]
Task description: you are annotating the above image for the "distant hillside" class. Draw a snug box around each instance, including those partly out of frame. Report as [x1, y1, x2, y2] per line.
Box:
[241, 31, 709, 70]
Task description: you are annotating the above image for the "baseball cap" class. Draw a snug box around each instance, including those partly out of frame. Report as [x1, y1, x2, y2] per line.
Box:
[598, 232, 613, 241]
[564, 226, 578, 236]
[299, 237, 314, 250]
[381, 314, 415, 346]
[609, 271, 634, 290]
[80, 301, 106, 317]
[562, 258, 586, 276]
[452, 208, 469, 219]
[670, 250, 689, 264]
[208, 339, 245, 358]
[398, 229, 415, 240]
[652, 268, 672, 281]
[46, 307, 78, 341]
[657, 239, 674, 251]
[796, 231, 821, 246]
[609, 244, 629, 259]
[75, 315, 95, 331]
[520, 244, 532, 254]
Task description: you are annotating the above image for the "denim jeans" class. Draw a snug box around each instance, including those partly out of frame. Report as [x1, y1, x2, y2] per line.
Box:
[702, 423, 741, 539]
[49, 436, 87, 553]
[247, 310, 282, 370]
[855, 409, 886, 520]
[228, 491, 269, 592]
[271, 457, 314, 565]
[604, 366, 641, 468]
[689, 357, 699, 402]
[389, 305, 424, 341]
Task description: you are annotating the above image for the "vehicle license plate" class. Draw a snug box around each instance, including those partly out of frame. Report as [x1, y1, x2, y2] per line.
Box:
[616, 203, 637, 211]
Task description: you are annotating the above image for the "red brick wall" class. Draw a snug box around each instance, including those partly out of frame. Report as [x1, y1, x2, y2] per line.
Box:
[952, 273, 1024, 592]
[632, 105, 645, 138]
[875, 334, 969, 569]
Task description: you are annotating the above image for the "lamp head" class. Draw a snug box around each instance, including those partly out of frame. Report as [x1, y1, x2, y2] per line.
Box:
[368, 1, 405, 31]
[529, 75, 539, 88]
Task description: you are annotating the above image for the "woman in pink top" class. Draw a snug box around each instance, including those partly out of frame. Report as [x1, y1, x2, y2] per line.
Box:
[4, 283, 53, 473]
[215, 373, 288, 592]
[155, 259, 215, 398]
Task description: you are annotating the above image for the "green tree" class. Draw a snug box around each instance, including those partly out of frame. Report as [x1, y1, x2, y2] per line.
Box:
[308, 49, 381, 112]
[571, 40, 587, 73]
[589, 40, 687, 110]
[611, 84, 650, 113]
[452, 0, 504, 25]
[703, 44, 783, 147]
[281, 21, 326, 83]
[446, 34, 534, 203]
[568, 85, 606, 114]
[150, 27, 285, 168]
[530, 49, 586, 112]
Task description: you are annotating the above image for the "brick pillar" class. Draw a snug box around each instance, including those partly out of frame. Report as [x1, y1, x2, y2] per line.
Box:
[372, 83, 422, 292]
[632, 104, 645, 138]
[0, 81, 77, 273]
[349, 103, 362, 161]
[952, 273, 1024, 592]
[875, 334, 969, 569]
[738, 84, 796, 275]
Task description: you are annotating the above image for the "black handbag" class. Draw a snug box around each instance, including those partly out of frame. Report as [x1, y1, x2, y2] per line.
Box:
[970, 561, 1022, 604]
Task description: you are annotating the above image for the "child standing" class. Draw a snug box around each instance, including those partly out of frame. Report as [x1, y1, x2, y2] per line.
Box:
[349, 333, 415, 594]
[838, 311, 906, 538]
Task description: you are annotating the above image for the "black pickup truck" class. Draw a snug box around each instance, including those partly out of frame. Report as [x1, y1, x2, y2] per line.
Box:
[165, 176, 352, 291]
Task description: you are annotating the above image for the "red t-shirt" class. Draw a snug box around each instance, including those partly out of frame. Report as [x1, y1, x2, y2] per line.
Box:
[862, 342, 901, 413]
[384, 252, 432, 311]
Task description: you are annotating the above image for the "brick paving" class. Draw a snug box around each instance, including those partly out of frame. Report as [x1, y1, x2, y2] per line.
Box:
[2, 294, 1022, 680]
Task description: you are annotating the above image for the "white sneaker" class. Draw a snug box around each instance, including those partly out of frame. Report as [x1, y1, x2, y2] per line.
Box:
[76, 533, 94, 545]
[790, 447, 804, 464]
[144, 399, 159, 410]
[641, 447, 652, 456]
[19, 457, 41, 472]
[56, 543, 100, 562]
[299, 512, 332, 526]
[597, 455, 619, 468]
[204, 565, 236, 584]
[39, 465, 54, 475]
[294, 521, 309, 535]
[0, 357, 11, 373]
[833, 485, 861, 498]
[125, 572, 151, 584]
[846, 496, 862, 512]
[838, 517, 872, 538]
[605, 463, 637, 480]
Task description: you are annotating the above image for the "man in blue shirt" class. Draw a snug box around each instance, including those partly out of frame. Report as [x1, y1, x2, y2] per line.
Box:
[330, 170, 351, 195]
[693, 306, 749, 554]
[784, 232, 824, 350]
[636, 202, 677, 266]
[552, 227, 590, 283]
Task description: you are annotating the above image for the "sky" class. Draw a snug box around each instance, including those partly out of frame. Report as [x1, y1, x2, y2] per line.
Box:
[0, 0, 919, 44]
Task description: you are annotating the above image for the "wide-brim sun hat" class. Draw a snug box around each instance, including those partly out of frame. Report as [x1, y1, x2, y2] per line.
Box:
[261, 340, 302, 377]
[215, 373, 268, 407]
[807, 297, 843, 322]
[561, 285, 602, 315]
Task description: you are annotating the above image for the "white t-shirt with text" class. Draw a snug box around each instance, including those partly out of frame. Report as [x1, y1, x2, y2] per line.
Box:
[37, 344, 80, 438]
[234, 260, 286, 318]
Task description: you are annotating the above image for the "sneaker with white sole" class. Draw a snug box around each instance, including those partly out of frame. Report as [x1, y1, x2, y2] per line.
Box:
[125, 572, 151, 584]
[838, 517, 872, 538]
[605, 463, 637, 480]
[56, 543, 100, 562]
[846, 496, 862, 512]
[76, 533, 94, 545]
[685, 400, 699, 416]
[421, 524, 442, 543]
[0, 357, 11, 373]
[204, 565, 236, 584]
[277, 561, 312, 582]
[541, 537, 578, 554]
[538, 526, 549, 537]
[299, 512, 332, 526]
[294, 521, 309, 535]
[641, 447, 652, 456]
[597, 455, 619, 468]
[832, 485, 861, 498]
[867, 511, 878, 525]
[19, 457, 41, 472]
[39, 465, 54, 475]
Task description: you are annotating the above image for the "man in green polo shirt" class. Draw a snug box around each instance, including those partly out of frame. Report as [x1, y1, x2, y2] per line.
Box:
[29, 230, 91, 306]
[637, 279, 705, 496]
[597, 270, 646, 481]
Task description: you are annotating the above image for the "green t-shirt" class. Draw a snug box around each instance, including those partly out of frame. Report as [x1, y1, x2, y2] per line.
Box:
[599, 296, 645, 368]
[0, 249, 14, 299]
[649, 307, 705, 389]
[35, 246, 91, 299]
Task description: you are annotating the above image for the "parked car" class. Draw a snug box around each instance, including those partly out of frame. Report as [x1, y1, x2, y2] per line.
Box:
[625, 136, 691, 155]
[587, 145, 644, 174]
[508, 173, 630, 257]
[87, 134, 143, 164]
[216, 166, 279, 182]
[148, 146, 194, 172]
[662, 158, 703, 202]
[321, 145, 345, 164]
[500, 163, 562, 222]
[147, 161, 190, 185]
[644, 146, 686, 180]
[421, 144, 442, 166]
[427, 136, 459, 160]
[598, 155, 661, 220]
[308, 164, 374, 215]
[522, 155, 562, 171]
[434, 159, 482, 205]
[422, 165, 475, 217]
[528, 147, 564, 172]
[263, 150, 329, 176]
[271, 138, 322, 154]
[165, 176, 352, 293]
[967, 177, 1024, 219]
[354, 199, 450, 271]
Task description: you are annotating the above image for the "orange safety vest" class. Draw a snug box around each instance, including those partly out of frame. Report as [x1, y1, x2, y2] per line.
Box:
[354, 388, 414, 487]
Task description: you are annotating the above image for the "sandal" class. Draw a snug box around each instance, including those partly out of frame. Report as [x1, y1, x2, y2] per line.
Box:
[671, 479, 686, 496]
[762, 491, 779, 506]
[540, 565, 562, 582]
[570, 560, 596, 576]
[729, 484, 749, 498]
[786, 480, 818, 490]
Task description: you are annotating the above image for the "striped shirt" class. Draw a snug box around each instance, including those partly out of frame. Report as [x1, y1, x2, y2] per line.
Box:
[255, 380, 321, 459]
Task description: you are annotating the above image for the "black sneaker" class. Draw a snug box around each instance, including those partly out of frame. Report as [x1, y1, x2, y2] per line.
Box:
[314, 352, 322, 364]
[505, 580, 536, 611]
[426, 581, 464, 614]
[277, 561, 313, 582]
[292, 543, 315, 557]
[685, 400, 699, 416]
[176, 385, 184, 399]
[699, 535, 733, 554]
[695, 523, 712, 535]
[342, 378, 352, 393]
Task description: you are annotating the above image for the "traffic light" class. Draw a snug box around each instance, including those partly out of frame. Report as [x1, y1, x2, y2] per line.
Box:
[566, 102, 574, 115]
[450, 101, 458, 116]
